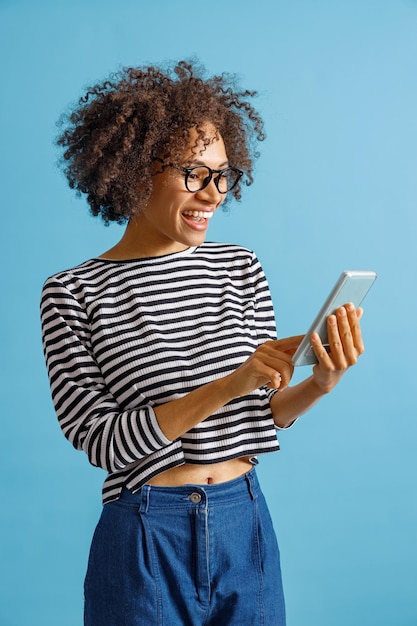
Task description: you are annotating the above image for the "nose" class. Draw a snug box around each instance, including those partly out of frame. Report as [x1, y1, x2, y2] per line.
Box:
[194, 177, 224, 205]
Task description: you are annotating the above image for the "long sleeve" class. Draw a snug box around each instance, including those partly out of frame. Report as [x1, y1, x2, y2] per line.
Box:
[40, 277, 172, 473]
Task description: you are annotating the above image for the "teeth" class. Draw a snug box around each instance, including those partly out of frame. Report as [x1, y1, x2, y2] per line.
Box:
[182, 210, 214, 219]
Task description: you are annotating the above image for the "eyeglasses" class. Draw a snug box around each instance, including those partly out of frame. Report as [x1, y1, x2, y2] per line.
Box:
[153, 157, 243, 194]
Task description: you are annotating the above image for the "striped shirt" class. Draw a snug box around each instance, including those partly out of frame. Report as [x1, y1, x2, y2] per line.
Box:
[40, 242, 281, 503]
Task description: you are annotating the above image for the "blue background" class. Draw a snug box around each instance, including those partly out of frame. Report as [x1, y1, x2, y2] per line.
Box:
[1, 1, 416, 624]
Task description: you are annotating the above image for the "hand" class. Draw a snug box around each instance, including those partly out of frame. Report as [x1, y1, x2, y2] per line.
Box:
[227, 335, 304, 398]
[311, 303, 364, 394]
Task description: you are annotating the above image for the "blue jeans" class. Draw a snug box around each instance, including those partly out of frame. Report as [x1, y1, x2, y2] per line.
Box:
[84, 469, 286, 625]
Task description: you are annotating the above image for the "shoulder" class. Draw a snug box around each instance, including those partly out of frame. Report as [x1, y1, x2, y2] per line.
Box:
[42, 257, 113, 288]
[40, 258, 114, 309]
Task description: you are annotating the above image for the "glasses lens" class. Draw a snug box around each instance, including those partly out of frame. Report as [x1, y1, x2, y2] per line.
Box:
[184, 166, 243, 193]
[218, 168, 242, 193]
[185, 167, 211, 192]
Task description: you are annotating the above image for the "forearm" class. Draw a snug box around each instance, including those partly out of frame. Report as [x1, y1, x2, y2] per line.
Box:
[154, 374, 237, 441]
[270, 376, 327, 428]
[154, 336, 305, 440]
[155, 371, 323, 441]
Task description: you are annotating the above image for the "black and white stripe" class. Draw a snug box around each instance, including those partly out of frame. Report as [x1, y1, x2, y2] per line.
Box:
[41, 243, 280, 503]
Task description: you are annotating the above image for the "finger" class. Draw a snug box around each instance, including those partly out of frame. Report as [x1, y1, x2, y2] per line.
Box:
[274, 335, 305, 353]
[325, 312, 349, 369]
[262, 361, 293, 389]
[280, 346, 299, 357]
[276, 360, 294, 388]
[250, 349, 294, 388]
[262, 357, 294, 388]
[264, 368, 283, 389]
[258, 341, 300, 365]
[345, 303, 365, 355]
[310, 331, 335, 369]
[266, 371, 282, 390]
[335, 306, 357, 365]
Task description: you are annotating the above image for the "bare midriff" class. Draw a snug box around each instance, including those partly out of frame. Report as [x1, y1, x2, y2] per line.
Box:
[147, 456, 254, 486]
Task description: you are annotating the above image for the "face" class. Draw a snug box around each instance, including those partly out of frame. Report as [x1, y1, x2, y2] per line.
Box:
[131, 124, 228, 256]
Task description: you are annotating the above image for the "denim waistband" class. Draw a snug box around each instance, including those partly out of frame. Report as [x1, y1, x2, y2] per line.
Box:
[116, 468, 260, 510]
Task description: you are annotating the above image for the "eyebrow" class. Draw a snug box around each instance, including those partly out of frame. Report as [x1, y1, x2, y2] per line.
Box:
[186, 159, 230, 168]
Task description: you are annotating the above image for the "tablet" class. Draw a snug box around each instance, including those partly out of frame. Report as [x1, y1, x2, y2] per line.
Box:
[291, 270, 377, 366]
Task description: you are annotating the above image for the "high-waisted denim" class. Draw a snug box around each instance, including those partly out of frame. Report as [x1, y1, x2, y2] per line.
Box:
[84, 469, 286, 625]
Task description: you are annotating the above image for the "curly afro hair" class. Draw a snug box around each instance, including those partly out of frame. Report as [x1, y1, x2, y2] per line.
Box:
[56, 60, 266, 224]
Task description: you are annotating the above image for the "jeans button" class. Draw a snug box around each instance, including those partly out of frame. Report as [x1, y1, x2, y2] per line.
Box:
[189, 492, 202, 503]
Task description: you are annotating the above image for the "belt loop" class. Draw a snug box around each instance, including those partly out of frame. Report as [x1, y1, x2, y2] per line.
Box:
[245, 470, 257, 500]
[140, 485, 151, 513]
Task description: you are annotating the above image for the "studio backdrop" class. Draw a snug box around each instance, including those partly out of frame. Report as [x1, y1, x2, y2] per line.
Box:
[1, 1, 416, 625]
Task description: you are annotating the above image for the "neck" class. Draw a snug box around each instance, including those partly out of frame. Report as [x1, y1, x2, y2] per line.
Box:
[99, 218, 190, 260]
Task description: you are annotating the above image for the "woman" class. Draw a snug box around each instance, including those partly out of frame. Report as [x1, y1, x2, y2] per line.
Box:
[41, 60, 364, 626]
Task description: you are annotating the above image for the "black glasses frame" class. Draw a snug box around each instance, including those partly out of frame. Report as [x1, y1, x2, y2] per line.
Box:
[153, 157, 243, 194]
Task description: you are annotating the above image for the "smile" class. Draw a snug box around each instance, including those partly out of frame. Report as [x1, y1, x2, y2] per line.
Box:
[182, 210, 214, 220]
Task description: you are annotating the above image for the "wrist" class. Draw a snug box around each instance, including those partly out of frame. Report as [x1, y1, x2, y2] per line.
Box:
[220, 371, 243, 402]
[310, 374, 332, 396]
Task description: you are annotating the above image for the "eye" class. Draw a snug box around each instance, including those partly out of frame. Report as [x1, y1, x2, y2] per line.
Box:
[218, 168, 242, 191]
[187, 170, 201, 181]
[184, 166, 212, 191]
[189, 167, 209, 179]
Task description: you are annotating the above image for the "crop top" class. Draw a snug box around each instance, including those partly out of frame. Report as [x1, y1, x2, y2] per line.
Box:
[40, 242, 281, 503]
